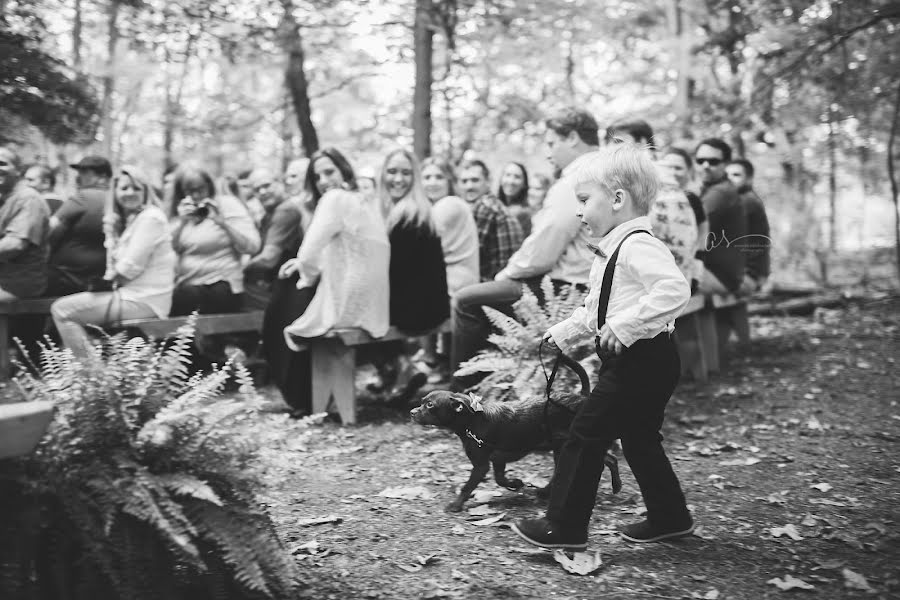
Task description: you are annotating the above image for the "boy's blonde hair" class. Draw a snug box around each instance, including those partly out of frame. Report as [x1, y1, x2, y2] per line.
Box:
[572, 144, 660, 215]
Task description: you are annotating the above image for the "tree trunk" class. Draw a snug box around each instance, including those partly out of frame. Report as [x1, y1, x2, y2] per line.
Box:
[563, 35, 576, 103]
[72, 0, 82, 69]
[888, 79, 900, 282]
[413, 0, 434, 160]
[281, 0, 319, 157]
[162, 33, 194, 171]
[666, 0, 691, 136]
[100, 0, 120, 157]
[827, 114, 838, 251]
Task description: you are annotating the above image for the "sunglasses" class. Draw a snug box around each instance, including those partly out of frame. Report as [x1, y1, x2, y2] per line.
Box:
[695, 157, 723, 166]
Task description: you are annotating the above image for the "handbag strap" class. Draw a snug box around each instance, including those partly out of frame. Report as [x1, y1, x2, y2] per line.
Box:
[596, 230, 652, 330]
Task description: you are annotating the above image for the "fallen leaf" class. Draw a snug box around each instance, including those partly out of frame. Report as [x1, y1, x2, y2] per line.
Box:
[806, 416, 824, 431]
[767, 575, 815, 591]
[450, 524, 466, 535]
[451, 569, 469, 580]
[800, 514, 818, 527]
[552, 549, 603, 575]
[297, 515, 343, 527]
[395, 562, 422, 573]
[467, 505, 498, 517]
[471, 490, 502, 503]
[842, 568, 875, 592]
[719, 457, 761, 466]
[377, 486, 434, 500]
[469, 512, 507, 526]
[771, 524, 804, 541]
[417, 554, 440, 566]
[864, 522, 887, 536]
[810, 483, 833, 492]
[703, 590, 720, 600]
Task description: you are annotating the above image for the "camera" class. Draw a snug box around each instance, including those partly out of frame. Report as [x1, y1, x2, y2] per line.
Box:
[193, 199, 212, 219]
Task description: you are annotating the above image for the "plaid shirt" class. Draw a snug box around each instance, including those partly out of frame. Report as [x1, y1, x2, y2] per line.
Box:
[470, 194, 524, 281]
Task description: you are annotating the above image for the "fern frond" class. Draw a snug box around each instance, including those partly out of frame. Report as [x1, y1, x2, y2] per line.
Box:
[155, 473, 223, 507]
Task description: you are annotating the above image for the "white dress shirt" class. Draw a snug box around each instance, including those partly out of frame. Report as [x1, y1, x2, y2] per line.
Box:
[495, 155, 594, 284]
[548, 216, 690, 352]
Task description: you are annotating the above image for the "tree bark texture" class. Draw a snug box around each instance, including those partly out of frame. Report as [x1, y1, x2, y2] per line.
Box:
[100, 0, 120, 157]
[888, 79, 900, 282]
[413, 0, 434, 160]
[282, 1, 319, 157]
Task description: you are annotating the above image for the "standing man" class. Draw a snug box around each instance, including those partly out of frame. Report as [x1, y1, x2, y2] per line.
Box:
[450, 108, 599, 390]
[726, 159, 771, 294]
[0, 147, 50, 302]
[45, 155, 112, 296]
[694, 139, 746, 295]
[458, 159, 524, 283]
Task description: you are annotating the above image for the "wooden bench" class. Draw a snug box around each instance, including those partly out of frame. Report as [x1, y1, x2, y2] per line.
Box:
[0, 297, 58, 380]
[0, 297, 265, 380]
[304, 320, 452, 425]
[675, 292, 751, 383]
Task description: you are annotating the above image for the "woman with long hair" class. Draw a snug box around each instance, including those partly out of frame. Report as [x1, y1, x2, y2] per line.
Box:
[169, 165, 260, 315]
[51, 166, 176, 357]
[421, 157, 478, 295]
[263, 147, 390, 414]
[497, 161, 533, 236]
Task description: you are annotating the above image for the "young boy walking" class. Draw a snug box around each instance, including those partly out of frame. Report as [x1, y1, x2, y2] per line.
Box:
[510, 144, 693, 550]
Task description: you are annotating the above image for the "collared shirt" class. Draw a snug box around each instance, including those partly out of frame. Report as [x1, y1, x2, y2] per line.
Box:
[496, 156, 594, 285]
[0, 184, 50, 297]
[470, 193, 524, 281]
[548, 216, 690, 351]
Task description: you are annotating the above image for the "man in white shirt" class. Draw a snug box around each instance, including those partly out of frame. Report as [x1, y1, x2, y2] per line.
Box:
[450, 108, 600, 390]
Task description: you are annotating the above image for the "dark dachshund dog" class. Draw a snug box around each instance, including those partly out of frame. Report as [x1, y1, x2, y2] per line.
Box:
[410, 353, 622, 512]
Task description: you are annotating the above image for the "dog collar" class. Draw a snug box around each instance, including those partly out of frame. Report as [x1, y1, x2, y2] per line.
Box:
[465, 429, 485, 448]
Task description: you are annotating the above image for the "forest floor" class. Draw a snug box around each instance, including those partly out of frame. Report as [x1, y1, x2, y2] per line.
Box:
[248, 295, 900, 600]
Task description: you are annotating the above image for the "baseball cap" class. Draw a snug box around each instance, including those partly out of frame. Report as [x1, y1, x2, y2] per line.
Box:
[69, 155, 112, 178]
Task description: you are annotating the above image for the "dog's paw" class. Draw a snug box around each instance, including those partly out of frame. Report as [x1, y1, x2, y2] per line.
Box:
[501, 478, 524, 490]
[445, 501, 464, 513]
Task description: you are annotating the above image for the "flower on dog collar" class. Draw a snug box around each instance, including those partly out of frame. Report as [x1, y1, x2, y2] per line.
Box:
[467, 393, 484, 413]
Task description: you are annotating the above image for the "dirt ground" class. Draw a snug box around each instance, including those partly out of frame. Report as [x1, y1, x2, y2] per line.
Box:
[251, 296, 900, 599]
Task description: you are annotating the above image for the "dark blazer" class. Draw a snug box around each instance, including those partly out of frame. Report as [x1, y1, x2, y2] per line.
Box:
[699, 178, 746, 292]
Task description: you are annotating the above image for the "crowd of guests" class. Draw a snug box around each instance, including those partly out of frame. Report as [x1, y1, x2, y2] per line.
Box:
[0, 106, 770, 412]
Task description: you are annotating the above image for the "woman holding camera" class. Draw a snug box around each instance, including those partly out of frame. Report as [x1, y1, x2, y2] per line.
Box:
[169, 166, 260, 315]
[51, 166, 176, 357]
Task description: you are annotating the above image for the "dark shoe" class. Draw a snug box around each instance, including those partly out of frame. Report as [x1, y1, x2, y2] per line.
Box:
[510, 518, 587, 550]
[619, 519, 694, 543]
[387, 371, 427, 407]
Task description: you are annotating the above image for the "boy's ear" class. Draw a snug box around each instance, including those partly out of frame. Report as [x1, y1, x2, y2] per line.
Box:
[612, 188, 627, 211]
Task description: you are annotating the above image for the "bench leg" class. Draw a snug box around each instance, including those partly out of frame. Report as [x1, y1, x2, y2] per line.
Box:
[0, 315, 9, 381]
[675, 313, 708, 383]
[310, 339, 357, 425]
[715, 303, 750, 368]
[697, 309, 720, 374]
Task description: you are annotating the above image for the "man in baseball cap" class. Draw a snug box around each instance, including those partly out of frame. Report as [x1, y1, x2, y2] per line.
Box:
[69, 155, 112, 178]
[45, 155, 113, 295]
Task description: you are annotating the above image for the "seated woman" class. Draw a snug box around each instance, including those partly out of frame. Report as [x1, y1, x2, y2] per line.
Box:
[263, 147, 390, 414]
[377, 150, 449, 397]
[497, 161, 532, 236]
[51, 167, 176, 358]
[421, 158, 479, 296]
[169, 166, 260, 315]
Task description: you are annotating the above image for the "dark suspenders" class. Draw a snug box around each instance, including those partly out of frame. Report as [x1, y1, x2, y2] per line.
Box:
[594, 230, 652, 359]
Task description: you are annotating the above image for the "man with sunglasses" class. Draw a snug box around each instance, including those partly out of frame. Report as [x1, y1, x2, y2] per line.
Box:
[694, 139, 746, 295]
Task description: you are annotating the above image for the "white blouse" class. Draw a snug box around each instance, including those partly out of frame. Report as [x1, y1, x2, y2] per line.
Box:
[114, 205, 176, 318]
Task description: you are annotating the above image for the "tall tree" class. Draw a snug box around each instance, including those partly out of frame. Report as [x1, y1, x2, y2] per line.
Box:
[281, 0, 318, 156]
[412, 0, 434, 160]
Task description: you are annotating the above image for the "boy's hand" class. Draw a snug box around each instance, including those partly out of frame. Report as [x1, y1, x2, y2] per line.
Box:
[542, 331, 560, 352]
[597, 324, 624, 356]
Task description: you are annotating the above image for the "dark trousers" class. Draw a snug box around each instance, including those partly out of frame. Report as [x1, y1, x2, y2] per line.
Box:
[262, 275, 317, 412]
[547, 332, 690, 534]
[171, 281, 242, 316]
[451, 276, 582, 389]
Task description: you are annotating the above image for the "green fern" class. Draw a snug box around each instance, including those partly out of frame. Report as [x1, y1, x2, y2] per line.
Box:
[457, 275, 598, 401]
[0, 317, 302, 600]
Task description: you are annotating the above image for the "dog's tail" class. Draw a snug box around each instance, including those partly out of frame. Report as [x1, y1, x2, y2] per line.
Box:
[557, 352, 591, 396]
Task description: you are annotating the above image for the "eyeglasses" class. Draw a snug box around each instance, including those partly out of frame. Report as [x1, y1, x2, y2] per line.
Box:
[695, 157, 723, 167]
